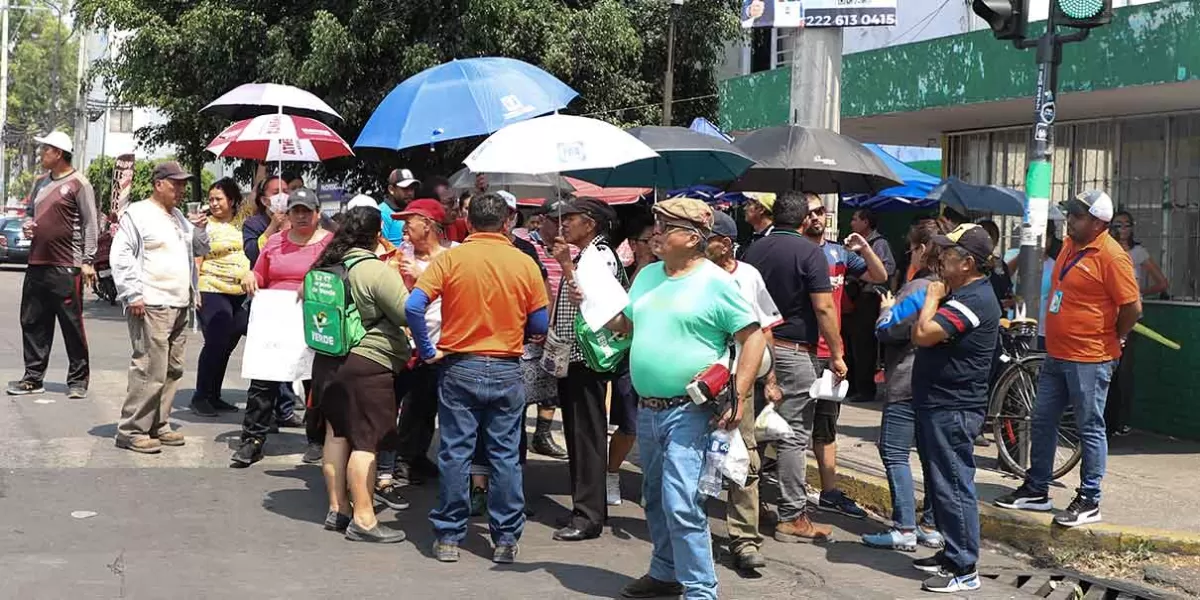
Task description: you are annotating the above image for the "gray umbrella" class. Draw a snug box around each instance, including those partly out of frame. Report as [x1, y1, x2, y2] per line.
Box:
[729, 126, 903, 195]
[565, 126, 755, 189]
[448, 168, 576, 199]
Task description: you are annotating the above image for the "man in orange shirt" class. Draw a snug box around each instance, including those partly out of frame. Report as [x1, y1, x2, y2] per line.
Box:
[994, 190, 1140, 528]
[406, 192, 549, 565]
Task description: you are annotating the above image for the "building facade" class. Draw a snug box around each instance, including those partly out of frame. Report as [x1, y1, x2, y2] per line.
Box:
[719, 0, 1198, 440]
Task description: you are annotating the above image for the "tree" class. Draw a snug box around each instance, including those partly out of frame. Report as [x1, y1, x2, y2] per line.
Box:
[74, 0, 742, 199]
[86, 155, 214, 214]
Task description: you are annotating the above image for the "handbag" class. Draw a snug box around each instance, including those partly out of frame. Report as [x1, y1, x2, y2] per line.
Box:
[574, 313, 631, 373]
[541, 328, 571, 378]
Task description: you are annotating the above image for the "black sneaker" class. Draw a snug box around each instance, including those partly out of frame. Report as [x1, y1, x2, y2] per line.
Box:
[922, 566, 981, 593]
[66, 386, 87, 399]
[373, 485, 411, 510]
[818, 489, 868, 519]
[993, 483, 1053, 512]
[277, 414, 304, 429]
[492, 544, 518, 564]
[1054, 495, 1101, 527]
[912, 552, 945, 574]
[230, 438, 264, 468]
[324, 511, 351, 532]
[345, 521, 406, 543]
[621, 575, 684, 598]
[6, 380, 44, 396]
[530, 432, 568, 459]
[211, 397, 240, 412]
[191, 398, 218, 417]
[301, 443, 323, 465]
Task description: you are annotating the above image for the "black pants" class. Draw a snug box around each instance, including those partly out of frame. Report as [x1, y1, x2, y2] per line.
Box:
[558, 362, 613, 531]
[193, 292, 248, 404]
[396, 364, 440, 463]
[20, 265, 89, 388]
[243, 379, 311, 442]
[1105, 340, 1135, 434]
[849, 294, 882, 400]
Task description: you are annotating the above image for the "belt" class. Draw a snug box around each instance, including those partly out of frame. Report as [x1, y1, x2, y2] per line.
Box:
[772, 338, 813, 352]
[639, 396, 692, 411]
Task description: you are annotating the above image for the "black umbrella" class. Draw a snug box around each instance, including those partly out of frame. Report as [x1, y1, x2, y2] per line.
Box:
[448, 168, 576, 199]
[926, 177, 1026, 216]
[729, 125, 903, 195]
[566, 126, 756, 189]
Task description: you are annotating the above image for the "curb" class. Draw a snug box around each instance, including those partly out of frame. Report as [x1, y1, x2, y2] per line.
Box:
[809, 461, 1200, 557]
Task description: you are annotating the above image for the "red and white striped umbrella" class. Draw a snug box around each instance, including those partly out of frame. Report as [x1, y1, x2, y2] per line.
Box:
[205, 114, 354, 162]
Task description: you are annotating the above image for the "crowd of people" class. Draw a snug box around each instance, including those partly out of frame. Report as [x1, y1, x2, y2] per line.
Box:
[10, 128, 1156, 598]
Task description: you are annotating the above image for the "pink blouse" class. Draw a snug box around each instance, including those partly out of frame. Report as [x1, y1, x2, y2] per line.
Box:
[253, 231, 332, 291]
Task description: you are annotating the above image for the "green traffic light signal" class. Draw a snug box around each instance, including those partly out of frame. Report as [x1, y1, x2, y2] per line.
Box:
[1053, 0, 1111, 28]
[1057, 0, 1103, 19]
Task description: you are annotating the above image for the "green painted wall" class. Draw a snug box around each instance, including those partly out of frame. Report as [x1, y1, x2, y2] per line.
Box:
[719, 0, 1200, 128]
[1132, 304, 1200, 441]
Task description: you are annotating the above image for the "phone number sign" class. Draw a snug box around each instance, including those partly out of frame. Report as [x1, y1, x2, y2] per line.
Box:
[740, 0, 897, 29]
[804, 0, 896, 27]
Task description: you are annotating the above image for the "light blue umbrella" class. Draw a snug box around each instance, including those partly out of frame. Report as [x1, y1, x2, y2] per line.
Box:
[355, 57, 578, 151]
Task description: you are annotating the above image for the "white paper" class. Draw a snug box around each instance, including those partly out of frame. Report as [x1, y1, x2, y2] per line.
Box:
[241, 289, 315, 382]
[574, 245, 629, 332]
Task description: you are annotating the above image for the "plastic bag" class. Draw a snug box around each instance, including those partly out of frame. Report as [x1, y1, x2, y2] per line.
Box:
[719, 427, 750, 488]
[755, 403, 794, 441]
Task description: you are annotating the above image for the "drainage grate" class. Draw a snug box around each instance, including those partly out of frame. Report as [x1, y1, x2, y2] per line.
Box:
[980, 567, 1183, 600]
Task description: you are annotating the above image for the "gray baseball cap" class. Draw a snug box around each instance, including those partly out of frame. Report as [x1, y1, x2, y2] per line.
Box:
[287, 187, 320, 211]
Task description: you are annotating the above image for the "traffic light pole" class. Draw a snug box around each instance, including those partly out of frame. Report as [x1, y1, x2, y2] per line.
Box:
[1014, 15, 1089, 321]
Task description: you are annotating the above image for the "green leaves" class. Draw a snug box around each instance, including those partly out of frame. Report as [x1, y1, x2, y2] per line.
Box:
[75, 0, 743, 193]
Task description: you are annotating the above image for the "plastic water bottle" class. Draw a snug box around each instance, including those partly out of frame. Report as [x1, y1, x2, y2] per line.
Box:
[698, 429, 731, 497]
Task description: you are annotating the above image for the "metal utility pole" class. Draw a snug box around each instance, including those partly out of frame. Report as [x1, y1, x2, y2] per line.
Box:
[789, 26, 844, 225]
[1, 1, 10, 204]
[662, 0, 683, 126]
[72, 27, 90, 170]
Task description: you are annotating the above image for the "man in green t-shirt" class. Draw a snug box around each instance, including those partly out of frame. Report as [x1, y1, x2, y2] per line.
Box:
[602, 197, 766, 600]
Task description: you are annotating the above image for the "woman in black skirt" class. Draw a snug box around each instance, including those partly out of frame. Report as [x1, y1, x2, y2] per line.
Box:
[309, 207, 413, 543]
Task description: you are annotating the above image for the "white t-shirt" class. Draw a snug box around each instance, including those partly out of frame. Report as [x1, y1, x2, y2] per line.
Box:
[728, 260, 783, 329]
[125, 201, 192, 308]
[1129, 244, 1151, 295]
[410, 242, 459, 345]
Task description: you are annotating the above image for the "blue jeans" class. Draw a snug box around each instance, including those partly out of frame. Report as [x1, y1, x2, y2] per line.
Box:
[1026, 357, 1116, 502]
[639, 403, 717, 600]
[429, 355, 525, 546]
[877, 400, 936, 531]
[916, 406, 985, 572]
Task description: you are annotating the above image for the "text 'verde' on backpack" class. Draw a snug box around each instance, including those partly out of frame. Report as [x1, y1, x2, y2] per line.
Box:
[302, 255, 379, 357]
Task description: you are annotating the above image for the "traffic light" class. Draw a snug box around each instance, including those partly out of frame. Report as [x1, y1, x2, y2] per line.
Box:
[1052, 0, 1112, 28]
[972, 0, 1027, 41]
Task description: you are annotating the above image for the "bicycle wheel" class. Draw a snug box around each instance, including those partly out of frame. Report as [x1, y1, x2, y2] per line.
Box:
[989, 356, 1083, 480]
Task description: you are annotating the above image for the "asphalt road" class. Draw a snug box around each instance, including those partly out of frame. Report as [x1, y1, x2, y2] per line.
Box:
[0, 266, 1040, 599]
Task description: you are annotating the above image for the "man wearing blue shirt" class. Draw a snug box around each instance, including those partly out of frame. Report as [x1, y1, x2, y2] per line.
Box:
[909, 224, 1001, 594]
[379, 168, 420, 246]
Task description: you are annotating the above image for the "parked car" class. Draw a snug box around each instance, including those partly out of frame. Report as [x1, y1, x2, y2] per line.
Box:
[0, 217, 31, 264]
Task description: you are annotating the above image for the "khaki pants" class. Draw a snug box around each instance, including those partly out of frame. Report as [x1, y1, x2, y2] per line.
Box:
[726, 392, 763, 554]
[116, 307, 189, 442]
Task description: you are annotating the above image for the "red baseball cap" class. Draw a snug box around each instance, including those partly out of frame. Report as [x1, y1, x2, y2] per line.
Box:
[393, 198, 446, 224]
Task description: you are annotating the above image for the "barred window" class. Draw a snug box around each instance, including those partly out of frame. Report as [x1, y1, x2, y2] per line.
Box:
[946, 114, 1199, 302]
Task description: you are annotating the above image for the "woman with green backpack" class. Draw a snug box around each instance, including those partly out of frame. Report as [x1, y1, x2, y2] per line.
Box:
[305, 207, 413, 543]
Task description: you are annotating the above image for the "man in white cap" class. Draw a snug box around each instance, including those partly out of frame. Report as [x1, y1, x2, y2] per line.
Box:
[995, 190, 1141, 529]
[7, 131, 98, 399]
[110, 161, 210, 454]
[380, 168, 420, 246]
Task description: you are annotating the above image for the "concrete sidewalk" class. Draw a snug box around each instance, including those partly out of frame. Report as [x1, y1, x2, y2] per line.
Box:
[823, 400, 1200, 556]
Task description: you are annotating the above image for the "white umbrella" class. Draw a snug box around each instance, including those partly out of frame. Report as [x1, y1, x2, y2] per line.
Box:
[463, 114, 658, 175]
[201, 83, 342, 122]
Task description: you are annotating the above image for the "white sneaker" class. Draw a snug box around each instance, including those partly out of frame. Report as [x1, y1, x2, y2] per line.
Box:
[606, 472, 622, 506]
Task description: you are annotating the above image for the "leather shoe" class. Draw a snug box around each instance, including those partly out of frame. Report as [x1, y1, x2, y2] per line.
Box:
[733, 548, 767, 570]
[552, 525, 601, 542]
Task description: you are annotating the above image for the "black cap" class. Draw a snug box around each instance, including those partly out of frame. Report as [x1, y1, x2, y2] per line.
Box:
[711, 210, 738, 238]
[932, 223, 994, 263]
[152, 161, 194, 182]
[557, 197, 617, 230]
[287, 187, 321, 211]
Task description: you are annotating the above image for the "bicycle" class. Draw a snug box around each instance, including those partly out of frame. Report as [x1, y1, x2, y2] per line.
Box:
[986, 318, 1082, 480]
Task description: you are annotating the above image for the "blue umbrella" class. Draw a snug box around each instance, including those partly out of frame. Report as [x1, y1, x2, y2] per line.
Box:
[842, 144, 941, 211]
[689, 117, 733, 142]
[355, 57, 578, 151]
[667, 184, 749, 205]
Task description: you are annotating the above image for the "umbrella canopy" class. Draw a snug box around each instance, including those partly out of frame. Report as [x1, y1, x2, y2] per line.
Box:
[667, 184, 750, 206]
[205, 114, 354, 163]
[515, 177, 648, 207]
[729, 125, 903, 195]
[355, 57, 578, 151]
[449, 168, 576, 199]
[842, 144, 942, 211]
[689, 117, 733, 142]
[464, 115, 658, 175]
[926, 177, 1025, 216]
[565, 126, 755, 189]
[201, 83, 342, 122]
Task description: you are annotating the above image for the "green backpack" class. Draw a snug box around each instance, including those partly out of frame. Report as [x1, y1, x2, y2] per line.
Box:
[302, 255, 380, 357]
